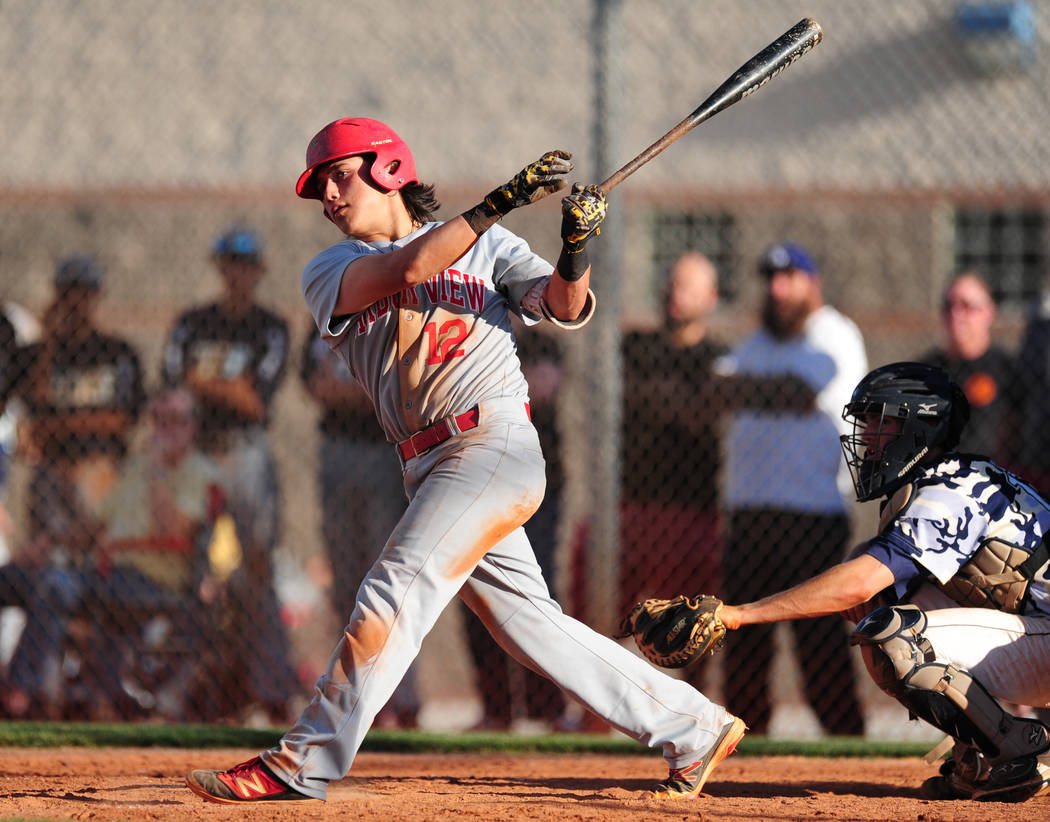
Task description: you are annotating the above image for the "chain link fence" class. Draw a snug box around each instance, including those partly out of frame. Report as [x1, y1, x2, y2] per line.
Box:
[1, 0, 1049, 738]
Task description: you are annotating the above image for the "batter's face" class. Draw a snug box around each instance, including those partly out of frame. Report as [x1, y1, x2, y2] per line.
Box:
[316, 156, 400, 241]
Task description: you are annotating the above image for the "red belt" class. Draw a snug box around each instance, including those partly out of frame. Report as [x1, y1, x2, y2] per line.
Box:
[397, 403, 530, 461]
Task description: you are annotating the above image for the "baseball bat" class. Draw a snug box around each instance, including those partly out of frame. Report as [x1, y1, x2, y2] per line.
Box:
[598, 17, 823, 193]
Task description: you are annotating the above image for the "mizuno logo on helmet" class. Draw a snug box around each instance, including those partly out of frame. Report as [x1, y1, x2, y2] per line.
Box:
[917, 402, 938, 415]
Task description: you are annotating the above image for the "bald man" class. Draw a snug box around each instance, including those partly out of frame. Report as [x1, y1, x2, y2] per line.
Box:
[618, 252, 727, 691]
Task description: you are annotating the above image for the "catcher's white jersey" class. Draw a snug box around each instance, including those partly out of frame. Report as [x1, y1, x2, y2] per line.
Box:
[868, 456, 1050, 708]
[870, 456, 1050, 616]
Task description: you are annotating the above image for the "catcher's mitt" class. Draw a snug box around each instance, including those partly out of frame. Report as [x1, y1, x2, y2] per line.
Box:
[615, 594, 727, 668]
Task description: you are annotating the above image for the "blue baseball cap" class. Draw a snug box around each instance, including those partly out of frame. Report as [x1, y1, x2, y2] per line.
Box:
[758, 242, 818, 277]
[53, 254, 104, 290]
[212, 228, 263, 263]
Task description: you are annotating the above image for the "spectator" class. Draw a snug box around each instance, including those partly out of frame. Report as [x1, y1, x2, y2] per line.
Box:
[161, 227, 297, 722]
[1014, 277, 1050, 729]
[919, 271, 1018, 461]
[463, 320, 567, 730]
[1012, 281, 1050, 499]
[1, 254, 145, 718]
[1, 388, 224, 721]
[0, 299, 40, 525]
[0, 306, 20, 558]
[0, 302, 36, 690]
[300, 326, 420, 729]
[714, 241, 867, 737]
[88, 387, 223, 720]
[619, 252, 727, 695]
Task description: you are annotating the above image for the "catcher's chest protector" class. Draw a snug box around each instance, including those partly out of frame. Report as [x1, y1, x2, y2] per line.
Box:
[940, 537, 1050, 613]
[879, 482, 1050, 614]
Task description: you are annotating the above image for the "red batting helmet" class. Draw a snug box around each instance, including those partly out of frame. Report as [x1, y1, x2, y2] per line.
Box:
[296, 117, 418, 199]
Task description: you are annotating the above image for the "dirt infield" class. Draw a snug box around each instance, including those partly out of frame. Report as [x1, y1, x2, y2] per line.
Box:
[0, 747, 1046, 821]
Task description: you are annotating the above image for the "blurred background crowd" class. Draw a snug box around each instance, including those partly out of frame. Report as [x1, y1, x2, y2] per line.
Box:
[2, 0, 1050, 739]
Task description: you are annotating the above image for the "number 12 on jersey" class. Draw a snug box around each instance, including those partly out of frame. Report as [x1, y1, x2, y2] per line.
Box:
[424, 318, 468, 365]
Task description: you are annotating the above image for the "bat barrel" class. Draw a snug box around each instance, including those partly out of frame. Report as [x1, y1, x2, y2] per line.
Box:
[598, 17, 822, 194]
[693, 16, 823, 125]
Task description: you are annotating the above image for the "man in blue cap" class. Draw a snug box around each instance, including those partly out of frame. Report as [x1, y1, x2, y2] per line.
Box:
[713, 241, 869, 737]
[161, 228, 298, 722]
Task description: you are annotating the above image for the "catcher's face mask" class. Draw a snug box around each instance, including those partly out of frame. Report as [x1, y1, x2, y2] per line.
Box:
[841, 407, 914, 502]
[840, 361, 967, 502]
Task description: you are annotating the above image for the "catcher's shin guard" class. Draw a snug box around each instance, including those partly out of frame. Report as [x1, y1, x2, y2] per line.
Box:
[850, 605, 1050, 765]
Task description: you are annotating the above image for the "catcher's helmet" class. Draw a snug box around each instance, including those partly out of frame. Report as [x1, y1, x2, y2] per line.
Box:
[296, 117, 418, 199]
[840, 361, 970, 502]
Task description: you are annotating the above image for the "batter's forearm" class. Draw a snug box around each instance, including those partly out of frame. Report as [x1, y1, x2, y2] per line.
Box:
[544, 270, 590, 321]
[555, 244, 590, 284]
[398, 217, 484, 284]
[462, 151, 575, 237]
[336, 217, 483, 314]
[460, 202, 502, 236]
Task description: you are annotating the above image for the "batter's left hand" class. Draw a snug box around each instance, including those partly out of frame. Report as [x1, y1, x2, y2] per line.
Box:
[485, 150, 574, 216]
[561, 183, 607, 252]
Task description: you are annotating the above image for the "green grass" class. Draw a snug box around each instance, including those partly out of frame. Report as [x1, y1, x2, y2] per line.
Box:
[0, 721, 933, 758]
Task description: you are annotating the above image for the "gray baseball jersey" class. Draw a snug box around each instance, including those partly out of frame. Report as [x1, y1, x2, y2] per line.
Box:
[259, 218, 734, 798]
[301, 222, 580, 442]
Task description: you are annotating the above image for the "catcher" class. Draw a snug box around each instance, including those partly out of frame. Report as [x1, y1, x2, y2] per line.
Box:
[620, 362, 1050, 803]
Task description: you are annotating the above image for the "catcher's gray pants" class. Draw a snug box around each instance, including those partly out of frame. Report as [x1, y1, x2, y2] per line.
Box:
[262, 398, 731, 799]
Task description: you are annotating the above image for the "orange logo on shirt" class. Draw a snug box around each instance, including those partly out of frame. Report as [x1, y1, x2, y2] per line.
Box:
[963, 372, 998, 408]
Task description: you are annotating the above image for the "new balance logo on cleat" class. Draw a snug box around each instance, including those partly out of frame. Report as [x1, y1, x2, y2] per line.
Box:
[232, 770, 278, 798]
[185, 756, 318, 804]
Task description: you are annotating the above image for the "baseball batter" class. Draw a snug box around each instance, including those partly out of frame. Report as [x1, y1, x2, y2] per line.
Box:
[186, 117, 744, 804]
[706, 362, 1050, 802]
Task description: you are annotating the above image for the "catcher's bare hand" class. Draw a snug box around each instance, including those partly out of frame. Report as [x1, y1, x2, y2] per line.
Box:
[484, 150, 574, 217]
[560, 182, 608, 252]
[615, 594, 728, 668]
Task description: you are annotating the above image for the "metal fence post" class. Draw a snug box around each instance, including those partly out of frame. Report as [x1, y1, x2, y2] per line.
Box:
[583, 0, 625, 633]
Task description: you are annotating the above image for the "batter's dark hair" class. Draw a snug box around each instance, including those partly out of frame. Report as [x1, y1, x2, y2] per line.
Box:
[354, 154, 440, 224]
[401, 181, 440, 224]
